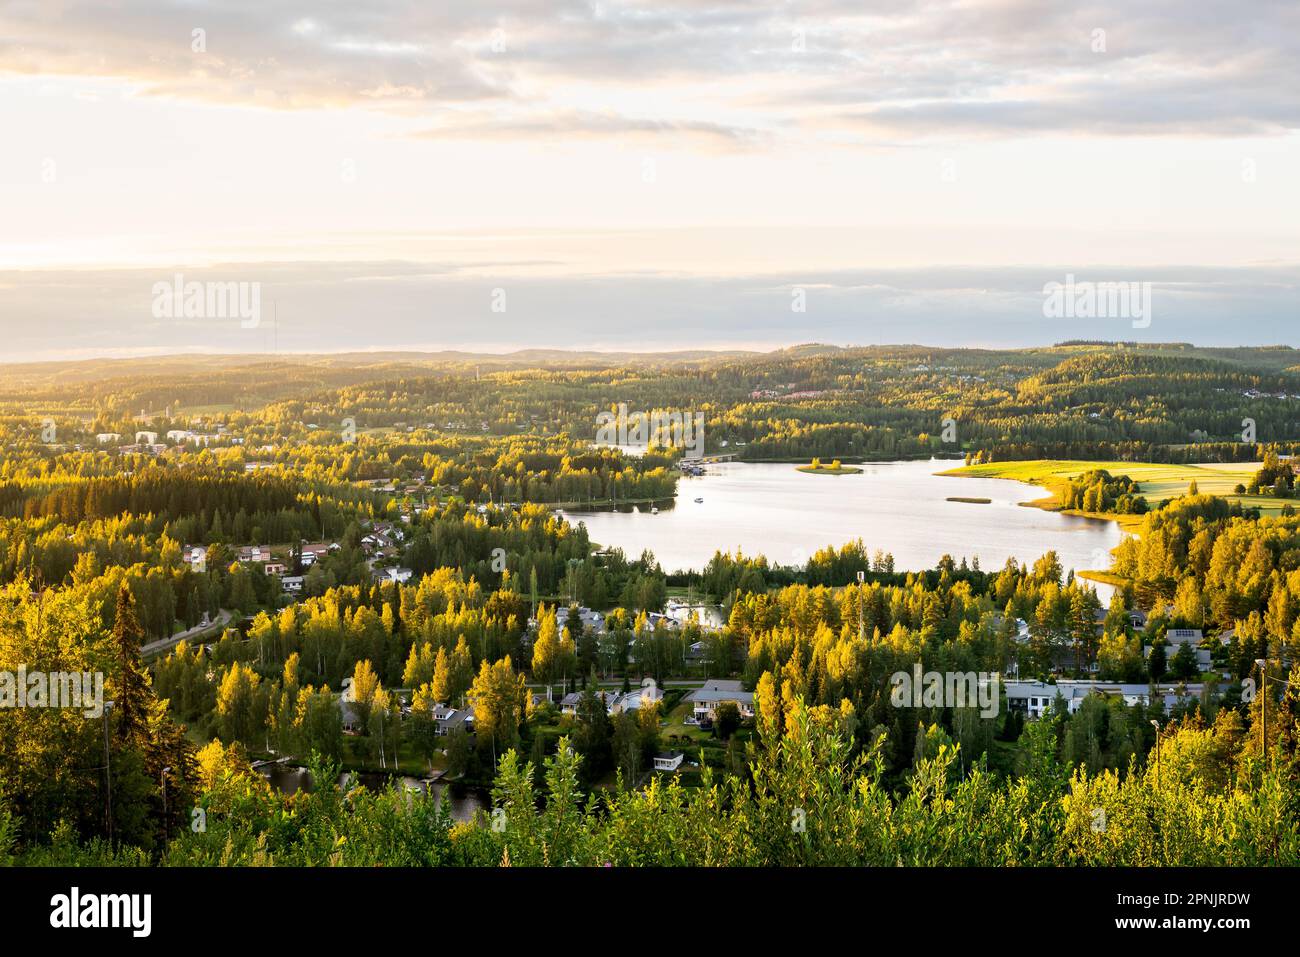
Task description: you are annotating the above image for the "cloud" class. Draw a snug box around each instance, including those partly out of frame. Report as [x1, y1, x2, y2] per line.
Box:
[410, 108, 769, 147]
[1, 0, 1295, 141]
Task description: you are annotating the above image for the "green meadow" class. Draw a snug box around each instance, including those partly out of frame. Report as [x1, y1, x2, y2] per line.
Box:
[942, 459, 1281, 525]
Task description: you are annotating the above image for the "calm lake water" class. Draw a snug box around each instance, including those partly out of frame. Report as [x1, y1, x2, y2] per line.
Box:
[565, 459, 1122, 585]
[259, 764, 488, 823]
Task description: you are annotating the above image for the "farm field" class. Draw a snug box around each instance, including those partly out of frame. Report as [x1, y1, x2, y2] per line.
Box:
[943, 459, 1280, 522]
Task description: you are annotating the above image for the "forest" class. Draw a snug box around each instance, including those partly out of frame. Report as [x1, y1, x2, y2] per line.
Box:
[0, 343, 1298, 867]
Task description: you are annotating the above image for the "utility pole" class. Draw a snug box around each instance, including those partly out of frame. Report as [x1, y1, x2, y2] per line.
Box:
[161, 766, 172, 834]
[1149, 719, 1161, 788]
[1256, 658, 1268, 773]
[102, 700, 115, 843]
[857, 570, 865, 641]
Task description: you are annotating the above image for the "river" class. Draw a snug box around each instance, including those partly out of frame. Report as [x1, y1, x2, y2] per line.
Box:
[258, 764, 488, 823]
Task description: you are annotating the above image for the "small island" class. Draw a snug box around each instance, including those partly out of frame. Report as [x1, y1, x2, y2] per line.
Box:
[797, 457, 863, 475]
[946, 496, 992, 504]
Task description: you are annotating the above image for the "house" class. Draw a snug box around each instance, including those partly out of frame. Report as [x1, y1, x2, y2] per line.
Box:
[299, 543, 333, 566]
[1145, 644, 1213, 670]
[609, 684, 664, 715]
[281, 575, 304, 594]
[339, 678, 362, 732]
[990, 612, 1031, 642]
[554, 606, 606, 635]
[1004, 679, 1207, 718]
[559, 691, 584, 715]
[684, 679, 754, 721]
[264, 562, 287, 576]
[1165, 628, 1203, 646]
[95, 433, 121, 444]
[134, 431, 158, 445]
[182, 545, 207, 572]
[653, 751, 684, 772]
[436, 706, 475, 736]
[237, 545, 270, 564]
[371, 566, 414, 585]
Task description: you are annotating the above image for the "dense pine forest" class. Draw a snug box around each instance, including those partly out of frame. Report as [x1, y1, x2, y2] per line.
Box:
[1, 342, 1298, 867]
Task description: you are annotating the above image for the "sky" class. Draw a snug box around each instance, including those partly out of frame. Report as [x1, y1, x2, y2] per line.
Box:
[0, 0, 1297, 361]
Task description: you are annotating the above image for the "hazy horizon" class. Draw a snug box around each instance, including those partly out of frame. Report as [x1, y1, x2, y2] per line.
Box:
[2, 338, 1299, 372]
[2, 1, 1296, 361]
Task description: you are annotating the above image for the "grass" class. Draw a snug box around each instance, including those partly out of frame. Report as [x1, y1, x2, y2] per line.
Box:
[661, 697, 714, 743]
[796, 463, 863, 475]
[941, 459, 1280, 530]
[340, 737, 448, 776]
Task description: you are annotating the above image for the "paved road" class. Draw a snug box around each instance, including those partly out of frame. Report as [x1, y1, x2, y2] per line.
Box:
[142, 608, 234, 657]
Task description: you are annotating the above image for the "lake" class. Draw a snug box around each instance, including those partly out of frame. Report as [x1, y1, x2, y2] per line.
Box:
[564, 459, 1122, 585]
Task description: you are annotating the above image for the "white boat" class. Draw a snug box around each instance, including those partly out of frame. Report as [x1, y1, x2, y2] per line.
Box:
[694, 497, 704, 503]
[651, 506, 659, 514]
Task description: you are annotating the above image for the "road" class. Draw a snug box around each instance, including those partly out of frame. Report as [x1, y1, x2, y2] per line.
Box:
[142, 608, 234, 658]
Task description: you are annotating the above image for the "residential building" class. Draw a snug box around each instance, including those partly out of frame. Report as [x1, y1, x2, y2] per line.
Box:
[1004, 679, 1207, 718]
[653, 751, 684, 772]
[684, 679, 754, 721]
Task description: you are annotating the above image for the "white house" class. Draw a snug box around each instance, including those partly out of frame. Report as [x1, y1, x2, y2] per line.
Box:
[653, 751, 684, 772]
[299, 543, 334, 566]
[281, 575, 304, 594]
[684, 679, 754, 721]
[1004, 679, 1207, 719]
[608, 684, 664, 715]
[182, 545, 207, 573]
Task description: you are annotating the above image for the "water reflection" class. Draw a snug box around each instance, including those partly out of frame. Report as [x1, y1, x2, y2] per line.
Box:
[567, 459, 1122, 594]
[258, 764, 488, 823]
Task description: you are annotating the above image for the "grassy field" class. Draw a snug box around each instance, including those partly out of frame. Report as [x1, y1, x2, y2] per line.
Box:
[942, 459, 1279, 529]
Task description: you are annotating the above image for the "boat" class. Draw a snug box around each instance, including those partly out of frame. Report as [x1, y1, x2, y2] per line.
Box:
[694, 497, 704, 503]
[651, 506, 659, 514]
